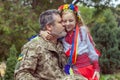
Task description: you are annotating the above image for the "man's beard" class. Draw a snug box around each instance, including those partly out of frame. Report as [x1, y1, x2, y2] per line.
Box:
[57, 31, 67, 38]
[51, 30, 67, 39]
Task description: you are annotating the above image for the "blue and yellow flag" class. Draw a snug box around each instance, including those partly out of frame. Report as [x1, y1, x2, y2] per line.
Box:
[18, 54, 23, 61]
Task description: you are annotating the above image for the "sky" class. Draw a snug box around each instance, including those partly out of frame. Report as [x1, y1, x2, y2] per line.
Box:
[112, 0, 120, 7]
[76, 0, 120, 7]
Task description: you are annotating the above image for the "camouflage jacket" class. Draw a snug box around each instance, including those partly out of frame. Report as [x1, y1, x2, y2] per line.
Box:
[14, 36, 86, 80]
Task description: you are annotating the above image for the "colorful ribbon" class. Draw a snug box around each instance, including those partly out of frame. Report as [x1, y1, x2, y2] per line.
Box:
[64, 24, 79, 75]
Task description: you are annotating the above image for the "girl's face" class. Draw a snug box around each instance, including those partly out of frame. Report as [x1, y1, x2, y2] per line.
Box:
[62, 11, 76, 32]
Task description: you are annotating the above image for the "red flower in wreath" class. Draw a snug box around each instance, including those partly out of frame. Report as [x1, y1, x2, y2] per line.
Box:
[74, 5, 78, 12]
[58, 5, 64, 11]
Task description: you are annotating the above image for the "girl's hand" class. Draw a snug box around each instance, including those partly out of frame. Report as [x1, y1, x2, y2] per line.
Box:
[92, 70, 100, 80]
[40, 30, 51, 40]
[40, 30, 49, 37]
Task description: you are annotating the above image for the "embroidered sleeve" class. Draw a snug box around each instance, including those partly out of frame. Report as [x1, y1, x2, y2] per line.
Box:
[84, 28, 100, 71]
[84, 30, 98, 61]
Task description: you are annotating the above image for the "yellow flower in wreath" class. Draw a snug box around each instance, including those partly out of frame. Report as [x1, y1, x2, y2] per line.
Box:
[63, 4, 69, 10]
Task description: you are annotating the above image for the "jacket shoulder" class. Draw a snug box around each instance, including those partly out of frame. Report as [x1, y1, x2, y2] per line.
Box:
[22, 36, 45, 51]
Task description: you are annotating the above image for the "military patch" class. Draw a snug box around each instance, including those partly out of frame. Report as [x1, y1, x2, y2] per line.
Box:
[18, 54, 24, 61]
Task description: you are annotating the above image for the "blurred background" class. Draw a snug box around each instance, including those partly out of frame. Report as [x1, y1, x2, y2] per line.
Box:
[0, 0, 120, 80]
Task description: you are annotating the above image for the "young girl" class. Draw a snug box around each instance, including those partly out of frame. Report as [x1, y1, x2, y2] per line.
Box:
[58, 4, 100, 80]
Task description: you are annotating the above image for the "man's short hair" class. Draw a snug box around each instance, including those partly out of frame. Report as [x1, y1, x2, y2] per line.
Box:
[39, 9, 60, 30]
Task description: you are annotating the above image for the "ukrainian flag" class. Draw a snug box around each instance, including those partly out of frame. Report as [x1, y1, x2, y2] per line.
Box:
[18, 54, 23, 61]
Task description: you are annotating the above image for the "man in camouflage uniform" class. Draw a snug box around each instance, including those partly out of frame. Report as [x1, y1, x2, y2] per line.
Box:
[14, 9, 87, 80]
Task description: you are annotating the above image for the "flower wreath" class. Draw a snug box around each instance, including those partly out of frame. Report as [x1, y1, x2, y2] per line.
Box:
[58, 4, 81, 20]
[58, 4, 78, 12]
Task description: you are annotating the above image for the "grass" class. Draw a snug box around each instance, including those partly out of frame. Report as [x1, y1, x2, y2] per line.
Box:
[100, 72, 120, 80]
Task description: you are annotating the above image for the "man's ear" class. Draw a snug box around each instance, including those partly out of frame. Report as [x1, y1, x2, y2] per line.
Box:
[45, 24, 52, 31]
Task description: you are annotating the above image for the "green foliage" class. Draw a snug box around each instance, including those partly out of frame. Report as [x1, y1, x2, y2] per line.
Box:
[79, 6, 96, 25]
[22, 0, 71, 15]
[113, 6, 120, 28]
[116, 28, 120, 51]
[91, 9, 120, 74]
[4, 44, 17, 80]
[0, 0, 39, 60]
